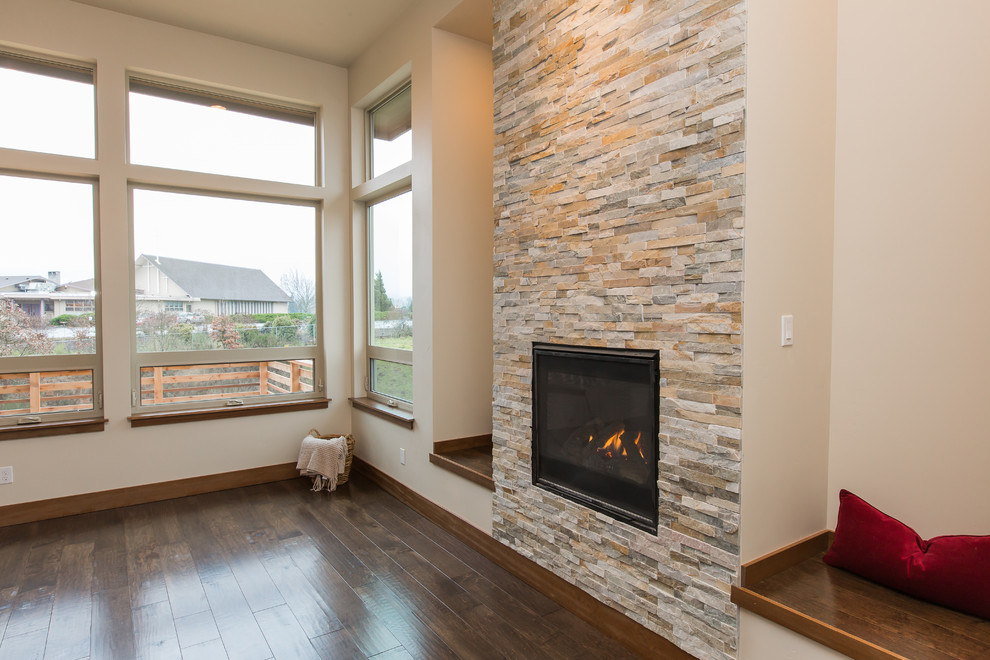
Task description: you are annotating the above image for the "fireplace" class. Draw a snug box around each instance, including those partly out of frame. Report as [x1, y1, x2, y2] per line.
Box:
[531, 343, 660, 534]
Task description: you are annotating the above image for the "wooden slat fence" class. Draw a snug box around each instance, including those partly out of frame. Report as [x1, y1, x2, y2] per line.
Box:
[140, 360, 313, 405]
[0, 370, 94, 416]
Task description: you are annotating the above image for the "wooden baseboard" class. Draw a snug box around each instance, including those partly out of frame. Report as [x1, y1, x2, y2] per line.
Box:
[352, 456, 694, 660]
[0, 462, 299, 528]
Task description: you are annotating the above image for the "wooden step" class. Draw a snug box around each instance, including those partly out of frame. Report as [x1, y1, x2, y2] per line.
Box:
[429, 434, 494, 491]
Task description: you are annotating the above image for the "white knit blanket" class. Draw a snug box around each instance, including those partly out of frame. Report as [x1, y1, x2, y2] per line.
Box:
[296, 434, 348, 492]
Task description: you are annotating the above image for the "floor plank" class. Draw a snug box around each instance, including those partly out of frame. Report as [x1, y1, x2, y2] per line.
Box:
[254, 604, 320, 660]
[0, 628, 48, 660]
[91, 587, 135, 660]
[179, 637, 228, 660]
[160, 543, 209, 620]
[196, 494, 285, 613]
[309, 628, 367, 660]
[131, 599, 181, 660]
[45, 541, 94, 660]
[4, 538, 62, 639]
[200, 572, 272, 660]
[123, 507, 168, 609]
[172, 611, 219, 650]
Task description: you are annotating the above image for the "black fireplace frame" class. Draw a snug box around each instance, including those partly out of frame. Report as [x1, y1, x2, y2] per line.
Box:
[531, 342, 660, 534]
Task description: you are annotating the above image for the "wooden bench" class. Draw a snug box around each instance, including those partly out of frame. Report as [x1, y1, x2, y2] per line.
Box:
[732, 531, 990, 659]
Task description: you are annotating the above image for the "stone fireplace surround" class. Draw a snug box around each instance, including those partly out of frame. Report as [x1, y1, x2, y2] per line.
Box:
[492, 1, 745, 658]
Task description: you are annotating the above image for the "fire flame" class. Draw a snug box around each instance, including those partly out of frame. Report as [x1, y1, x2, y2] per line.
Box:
[588, 427, 647, 462]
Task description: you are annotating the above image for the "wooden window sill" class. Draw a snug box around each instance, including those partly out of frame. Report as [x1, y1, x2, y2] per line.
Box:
[128, 398, 330, 428]
[732, 531, 990, 659]
[349, 397, 414, 429]
[0, 417, 108, 441]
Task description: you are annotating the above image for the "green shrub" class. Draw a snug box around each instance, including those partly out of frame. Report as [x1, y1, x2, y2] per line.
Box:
[50, 313, 94, 327]
[240, 328, 281, 348]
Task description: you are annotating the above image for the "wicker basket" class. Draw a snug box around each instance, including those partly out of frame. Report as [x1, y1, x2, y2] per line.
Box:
[306, 429, 355, 486]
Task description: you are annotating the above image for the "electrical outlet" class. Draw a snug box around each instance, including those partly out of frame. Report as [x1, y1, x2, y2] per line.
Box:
[399, 448, 406, 465]
[0, 466, 12, 485]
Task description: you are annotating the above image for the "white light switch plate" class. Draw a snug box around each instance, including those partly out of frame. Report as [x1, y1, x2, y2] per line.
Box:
[781, 314, 794, 346]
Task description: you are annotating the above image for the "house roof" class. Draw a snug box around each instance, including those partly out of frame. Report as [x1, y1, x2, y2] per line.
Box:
[1, 275, 46, 287]
[0, 275, 59, 293]
[63, 278, 95, 292]
[139, 255, 289, 303]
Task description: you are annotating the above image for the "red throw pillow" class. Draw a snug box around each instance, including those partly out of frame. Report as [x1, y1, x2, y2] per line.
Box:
[823, 489, 990, 620]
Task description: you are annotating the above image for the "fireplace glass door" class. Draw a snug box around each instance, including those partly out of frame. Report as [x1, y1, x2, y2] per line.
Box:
[532, 343, 659, 533]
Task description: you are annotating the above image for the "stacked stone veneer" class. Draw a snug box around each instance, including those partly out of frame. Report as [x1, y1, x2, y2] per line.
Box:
[492, 1, 745, 658]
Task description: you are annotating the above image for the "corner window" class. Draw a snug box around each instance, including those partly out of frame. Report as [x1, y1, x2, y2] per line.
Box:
[0, 173, 101, 425]
[361, 80, 413, 409]
[127, 78, 323, 414]
[0, 51, 95, 159]
[368, 190, 413, 405]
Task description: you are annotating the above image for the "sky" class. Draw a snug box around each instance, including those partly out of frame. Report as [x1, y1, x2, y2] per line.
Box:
[0, 64, 414, 302]
[370, 190, 412, 302]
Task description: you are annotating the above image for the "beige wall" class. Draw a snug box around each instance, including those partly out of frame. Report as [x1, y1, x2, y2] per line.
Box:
[828, 0, 990, 535]
[0, 0, 351, 506]
[348, 0, 495, 532]
[739, 0, 838, 655]
[742, 0, 990, 655]
[430, 29, 494, 443]
[740, 0, 837, 563]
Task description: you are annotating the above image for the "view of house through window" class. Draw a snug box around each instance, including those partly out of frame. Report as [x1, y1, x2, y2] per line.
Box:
[0, 173, 99, 421]
[132, 188, 319, 408]
[1, 47, 325, 420]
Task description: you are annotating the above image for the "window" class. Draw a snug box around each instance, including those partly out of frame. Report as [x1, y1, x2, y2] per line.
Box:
[129, 78, 316, 185]
[369, 84, 411, 178]
[65, 300, 95, 313]
[0, 50, 95, 158]
[131, 188, 320, 410]
[368, 191, 413, 404]
[0, 173, 101, 425]
[361, 82, 413, 409]
[127, 78, 322, 413]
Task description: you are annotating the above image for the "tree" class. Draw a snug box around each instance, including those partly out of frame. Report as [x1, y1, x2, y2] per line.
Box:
[0, 301, 53, 356]
[137, 310, 186, 352]
[373, 271, 394, 313]
[280, 269, 316, 314]
[210, 315, 242, 350]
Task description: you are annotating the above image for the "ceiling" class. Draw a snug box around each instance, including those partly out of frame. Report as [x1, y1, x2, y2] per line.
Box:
[70, 0, 421, 66]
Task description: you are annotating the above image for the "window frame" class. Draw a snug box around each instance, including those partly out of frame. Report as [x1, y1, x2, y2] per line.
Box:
[126, 74, 321, 186]
[0, 47, 96, 160]
[0, 169, 103, 428]
[358, 79, 413, 412]
[124, 74, 325, 416]
[366, 82, 412, 182]
[365, 186, 413, 410]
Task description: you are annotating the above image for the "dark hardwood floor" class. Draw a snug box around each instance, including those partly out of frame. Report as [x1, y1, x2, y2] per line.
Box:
[0, 474, 642, 659]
